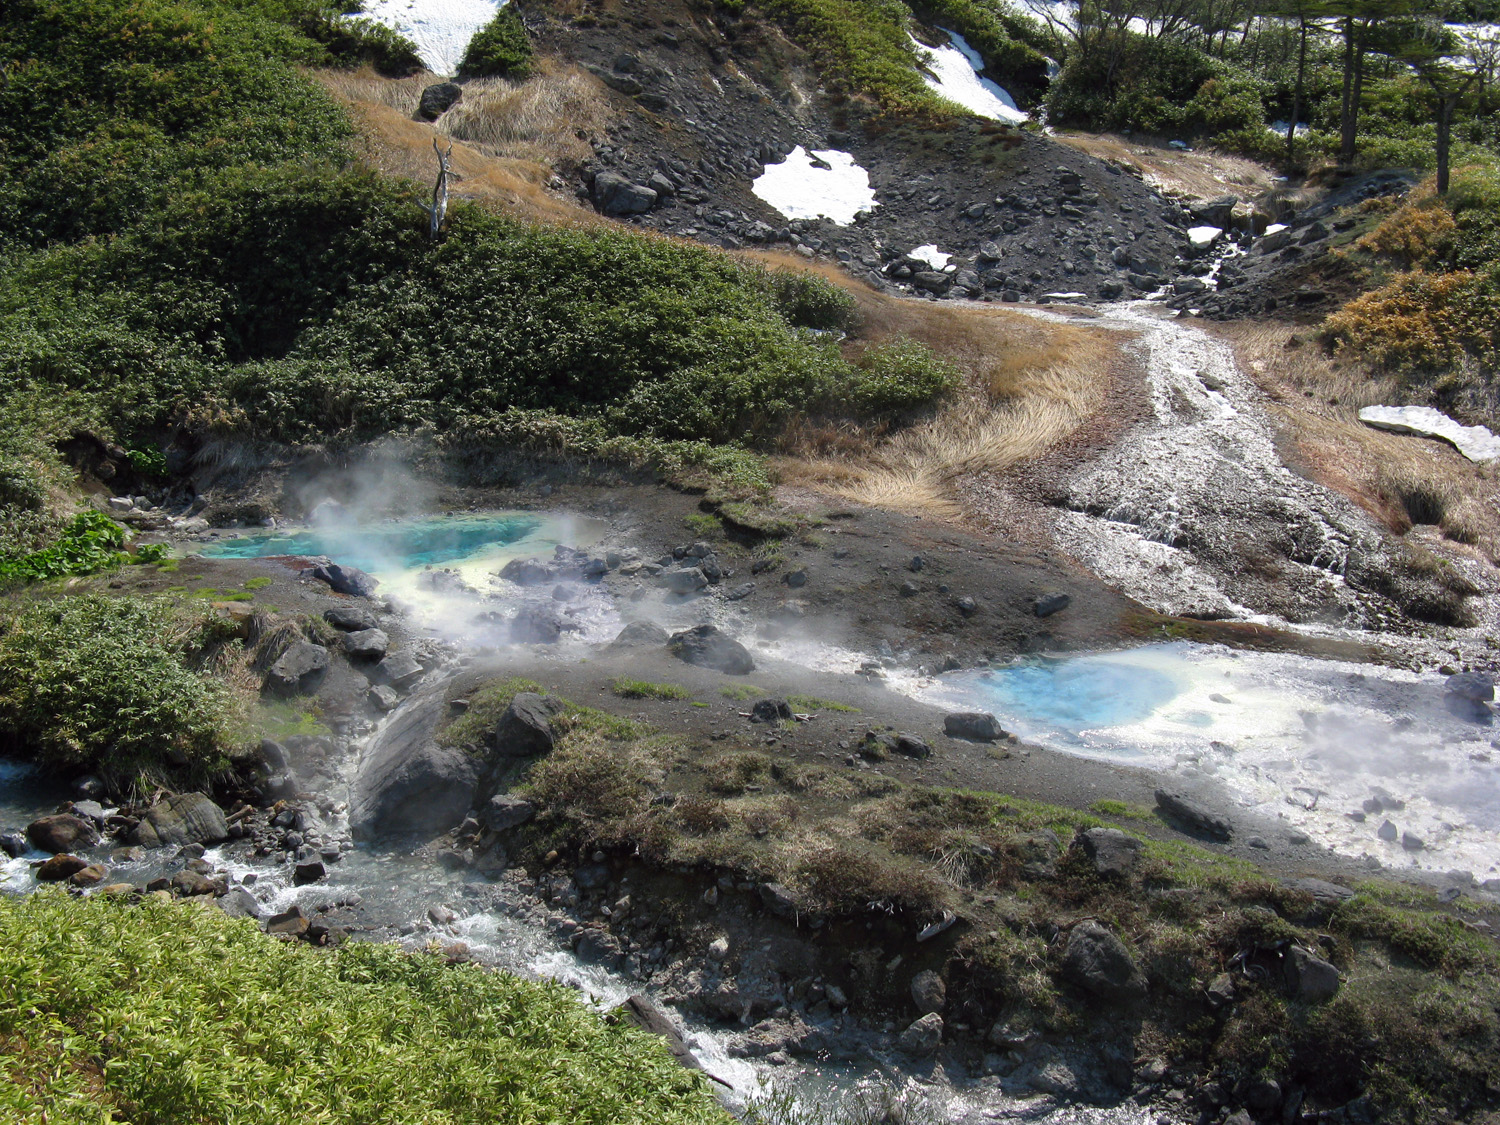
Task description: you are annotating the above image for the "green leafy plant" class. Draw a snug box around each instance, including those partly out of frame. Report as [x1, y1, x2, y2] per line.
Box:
[0, 511, 164, 582]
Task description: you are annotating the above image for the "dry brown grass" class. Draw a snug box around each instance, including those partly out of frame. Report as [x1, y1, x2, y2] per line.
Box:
[313, 65, 609, 225]
[1052, 131, 1276, 201]
[1216, 320, 1500, 560]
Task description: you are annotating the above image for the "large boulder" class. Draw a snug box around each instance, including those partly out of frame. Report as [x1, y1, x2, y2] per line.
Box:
[264, 641, 330, 696]
[1154, 789, 1232, 841]
[610, 621, 669, 648]
[492, 693, 560, 757]
[510, 605, 565, 645]
[36, 854, 89, 881]
[308, 562, 379, 597]
[132, 793, 229, 848]
[659, 567, 708, 594]
[350, 695, 478, 840]
[943, 712, 1006, 741]
[1060, 920, 1147, 1001]
[668, 625, 755, 675]
[592, 171, 658, 216]
[26, 814, 99, 854]
[343, 628, 389, 660]
[1076, 827, 1142, 877]
[417, 81, 462, 121]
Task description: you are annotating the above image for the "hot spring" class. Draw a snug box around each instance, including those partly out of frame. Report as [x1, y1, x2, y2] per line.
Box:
[919, 643, 1500, 882]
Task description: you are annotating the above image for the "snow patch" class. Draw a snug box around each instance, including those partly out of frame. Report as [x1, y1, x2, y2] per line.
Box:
[1264, 222, 1287, 235]
[909, 244, 952, 269]
[751, 147, 878, 226]
[1359, 405, 1500, 463]
[358, 0, 506, 76]
[911, 31, 1029, 123]
[1187, 225, 1222, 247]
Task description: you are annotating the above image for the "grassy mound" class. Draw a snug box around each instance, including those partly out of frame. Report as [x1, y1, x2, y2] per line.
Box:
[0, 595, 249, 791]
[0, 890, 726, 1125]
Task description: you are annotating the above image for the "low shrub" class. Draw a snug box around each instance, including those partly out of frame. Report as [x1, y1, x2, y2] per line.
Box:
[0, 595, 248, 791]
[0, 891, 725, 1125]
[458, 7, 534, 79]
[847, 337, 960, 419]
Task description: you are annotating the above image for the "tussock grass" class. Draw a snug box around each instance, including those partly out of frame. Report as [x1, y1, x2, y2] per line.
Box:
[0, 891, 725, 1125]
[440, 68, 612, 170]
[611, 679, 693, 701]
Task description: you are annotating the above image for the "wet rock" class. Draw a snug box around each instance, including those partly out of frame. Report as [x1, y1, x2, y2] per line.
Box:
[36, 854, 89, 881]
[417, 81, 462, 120]
[1060, 920, 1147, 1001]
[27, 814, 99, 854]
[1154, 789, 1231, 841]
[485, 793, 536, 832]
[350, 695, 479, 840]
[266, 904, 310, 937]
[264, 641, 330, 696]
[218, 887, 263, 919]
[343, 628, 389, 660]
[324, 606, 379, 632]
[171, 869, 217, 896]
[376, 650, 424, 688]
[1401, 830, 1425, 852]
[612, 995, 706, 1075]
[493, 693, 560, 757]
[1283, 946, 1339, 1002]
[1446, 671, 1494, 702]
[510, 605, 565, 644]
[0, 832, 27, 858]
[258, 739, 289, 772]
[750, 699, 793, 723]
[499, 557, 555, 586]
[898, 1012, 944, 1056]
[132, 793, 228, 848]
[1034, 592, 1071, 617]
[610, 621, 669, 648]
[910, 969, 946, 1014]
[659, 567, 708, 594]
[668, 625, 755, 675]
[943, 711, 1006, 741]
[293, 851, 326, 885]
[308, 562, 379, 597]
[1076, 827, 1142, 877]
[71, 800, 106, 824]
[369, 685, 400, 711]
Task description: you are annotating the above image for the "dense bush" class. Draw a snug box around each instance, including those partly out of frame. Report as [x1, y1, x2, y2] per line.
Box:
[459, 6, 534, 78]
[848, 337, 961, 418]
[0, 595, 246, 790]
[0, 891, 725, 1125]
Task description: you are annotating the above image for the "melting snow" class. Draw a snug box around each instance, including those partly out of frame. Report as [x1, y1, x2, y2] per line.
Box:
[358, 0, 507, 76]
[911, 30, 1029, 123]
[751, 147, 878, 226]
[1264, 222, 1287, 235]
[909, 244, 952, 269]
[1187, 225, 1222, 246]
[1359, 405, 1500, 463]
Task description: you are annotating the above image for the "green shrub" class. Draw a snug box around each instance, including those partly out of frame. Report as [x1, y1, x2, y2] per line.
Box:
[0, 891, 725, 1125]
[459, 7, 534, 78]
[0, 511, 166, 582]
[847, 337, 959, 418]
[0, 595, 246, 790]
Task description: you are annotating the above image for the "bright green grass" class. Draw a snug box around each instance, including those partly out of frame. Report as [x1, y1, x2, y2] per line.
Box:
[613, 679, 694, 701]
[0, 891, 727, 1125]
[720, 684, 763, 701]
[787, 694, 859, 713]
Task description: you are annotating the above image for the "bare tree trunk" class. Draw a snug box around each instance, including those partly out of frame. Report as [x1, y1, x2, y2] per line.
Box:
[424, 138, 454, 241]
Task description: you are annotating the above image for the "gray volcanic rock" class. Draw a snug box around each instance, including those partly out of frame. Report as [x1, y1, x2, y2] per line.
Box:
[343, 628, 389, 660]
[668, 624, 754, 675]
[350, 695, 477, 840]
[1154, 789, 1231, 841]
[132, 793, 228, 848]
[1283, 946, 1340, 1002]
[592, 171, 658, 215]
[264, 641, 330, 696]
[500, 557, 556, 586]
[1076, 827, 1142, 877]
[943, 711, 1005, 741]
[308, 562, 379, 597]
[492, 692, 560, 758]
[324, 606, 379, 632]
[610, 620, 669, 648]
[898, 1013, 944, 1057]
[1060, 920, 1147, 1001]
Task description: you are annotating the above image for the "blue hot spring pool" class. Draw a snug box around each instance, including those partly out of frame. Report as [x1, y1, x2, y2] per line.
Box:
[200, 513, 545, 573]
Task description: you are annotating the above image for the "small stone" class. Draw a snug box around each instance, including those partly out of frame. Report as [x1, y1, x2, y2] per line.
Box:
[1034, 593, 1071, 617]
[707, 936, 730, 961]
[1377, 820, 1399, 841]
[898, 1012, 943, 1057]
[266, 905, 310, 937]
[1400, 830, 1425, 852]
[36, 854, 89, 881]
[910, 969, 946, 1014]
[368, 685, 400, 711]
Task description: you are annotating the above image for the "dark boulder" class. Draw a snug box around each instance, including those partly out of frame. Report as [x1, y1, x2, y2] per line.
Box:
[1076, 827, 1142, 877]
[218, 887, 263, 919]
[1060, 920, 1147, 1001]
[343, 628, 389, 660]
[610, 621, 669, 648]
[350, 695, 478, 840]
[308, 562, 379, 597]
[492, 692, 560, 757]
[264, 641, 330, 696]
[510, 605, 564, 644]
[36, 853, 89, 881]
[417, 81, 462, 121]
[324, 606, 379, 632]
[611, 994, 706, 1075]
[750, 699, 793, 723]
[898, 1013, 944, 1057]
[943, 711, 1006, 741]
[1283, 945, 1340, 1002]
[499, 557, 555, 586]
[1154, 789, 1232, 841]
[592, 171, 658, 216]
[132, 793, 229, 848]
[376, 650, 424, 688]
[668, 625, 755, 675]
[1034, 592, 1071, 617]
[27, 814, 99, 854]
[484, 793, 536, 832]
[0, 832, 27, 858]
